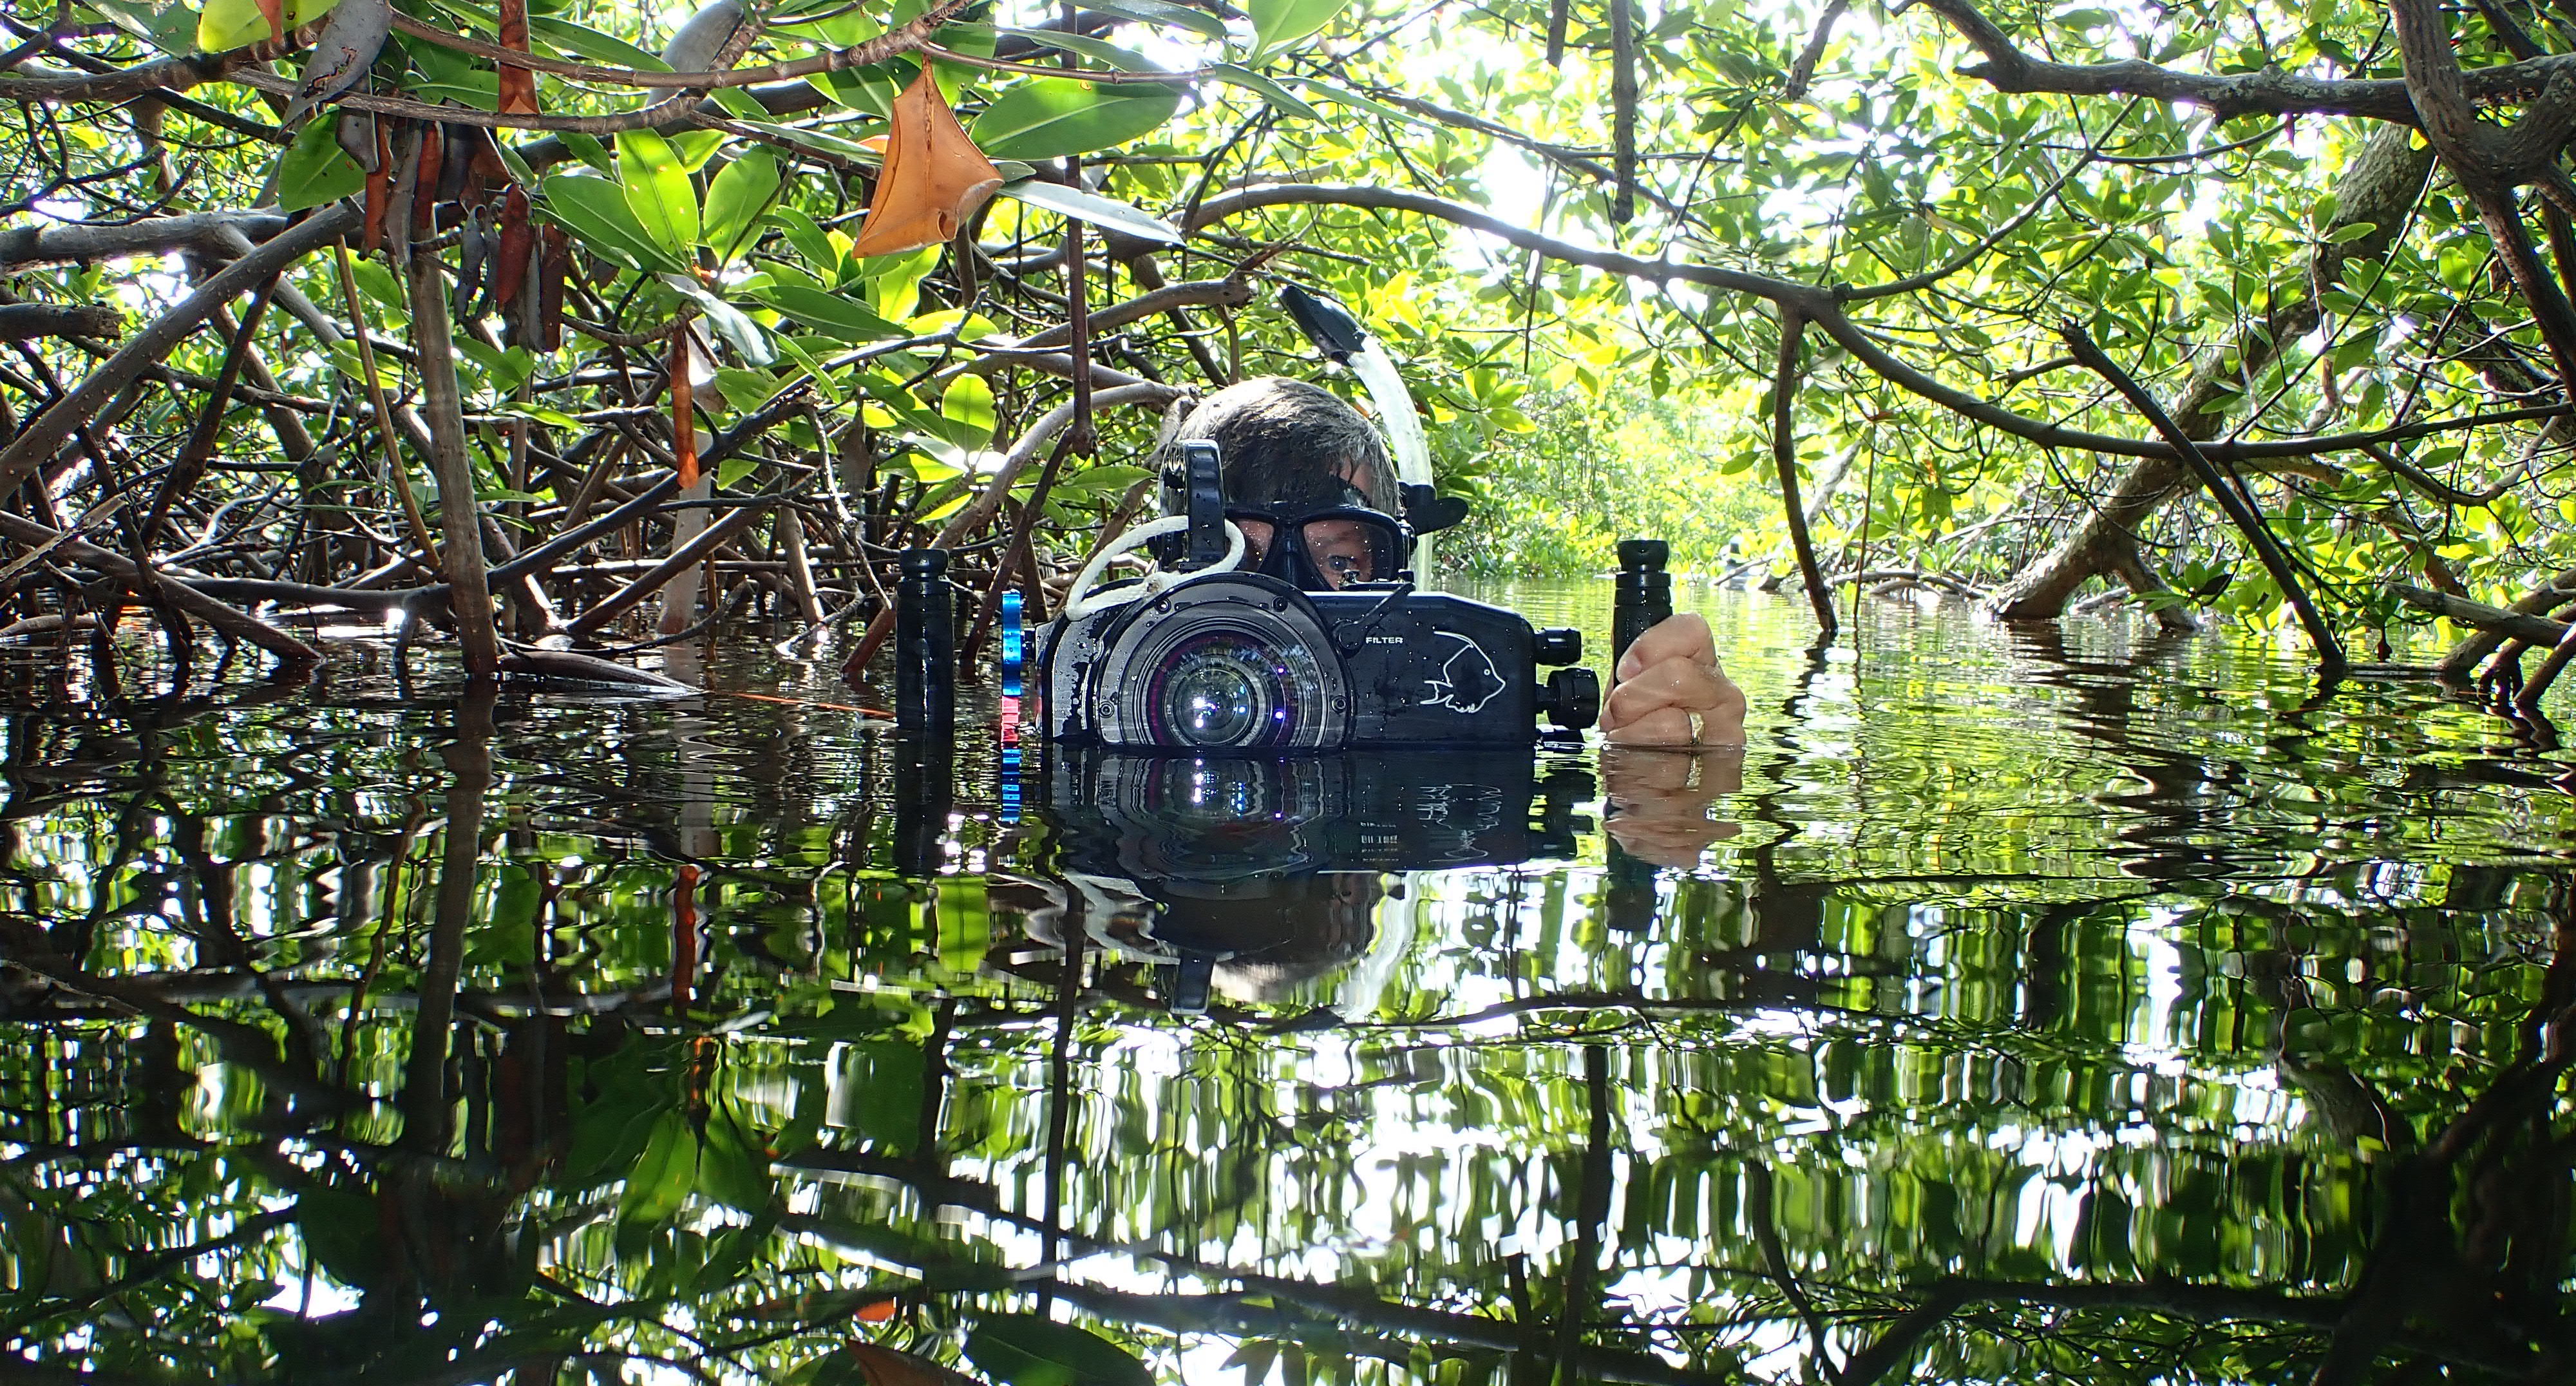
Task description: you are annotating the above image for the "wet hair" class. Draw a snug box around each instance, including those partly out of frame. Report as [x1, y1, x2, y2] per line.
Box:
[1168, 377, 1398, 512]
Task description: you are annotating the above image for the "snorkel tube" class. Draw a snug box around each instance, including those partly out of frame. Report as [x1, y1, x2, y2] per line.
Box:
[1280, 285, 1464, 579]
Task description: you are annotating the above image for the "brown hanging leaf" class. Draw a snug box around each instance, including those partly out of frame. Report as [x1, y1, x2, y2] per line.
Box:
[411, 124, 444, 236]
[496, 0, 538, 117]
[258, 0, 285, 43]
[537, 225, 568, 351]
[492, 184, 533, 319]
[851, 65, 1003, 259]
[670, 327, 698, 489]
[361, 121, 393, 251]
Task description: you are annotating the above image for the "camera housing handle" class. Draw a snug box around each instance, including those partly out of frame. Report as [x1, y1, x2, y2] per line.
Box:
[1173, 440, 1230, 569]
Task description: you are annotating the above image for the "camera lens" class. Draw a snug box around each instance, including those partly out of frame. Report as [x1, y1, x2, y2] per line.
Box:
[1090, 574, 1351, 751]
[1144, 628, 1328, 748]
[1157, 632, 1278, 745]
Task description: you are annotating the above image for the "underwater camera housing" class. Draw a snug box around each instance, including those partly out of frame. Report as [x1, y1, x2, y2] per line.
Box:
[1034, 444, 1600, 750]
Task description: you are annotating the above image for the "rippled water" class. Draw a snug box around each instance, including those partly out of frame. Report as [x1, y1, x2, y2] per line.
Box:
[6, 584, 2575, 1385]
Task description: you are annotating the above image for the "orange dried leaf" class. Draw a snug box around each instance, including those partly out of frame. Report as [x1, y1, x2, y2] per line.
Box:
[497, 0, 538, 116]
[259, 0, 285, 42]
[855, 1296, 898, 1323]
[851, 65, 1003, 259]
[670, 328, 698, 489]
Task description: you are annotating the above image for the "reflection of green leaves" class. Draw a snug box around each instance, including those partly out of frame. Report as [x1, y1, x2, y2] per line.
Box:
[696, 1099, 777, 1213]
[618, 129, 701, 261]
[296, 1190, 386, 1289]
[969, 79, 1182, 161]
[833, 1039, 927, 1148]
[613, 1099, 776, 1244]
[616, 1109, 700, 1240]
[274, 118, 365, 213]
[963, 1315, 1150, 1386]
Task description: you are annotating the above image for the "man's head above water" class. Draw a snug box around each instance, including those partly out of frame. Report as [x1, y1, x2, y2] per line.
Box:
[1164, 377, 1405, 589]
[1171, 376, 1398, 511]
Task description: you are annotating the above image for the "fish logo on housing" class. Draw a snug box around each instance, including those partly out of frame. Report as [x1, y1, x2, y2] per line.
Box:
[1423, 632, 1507, 714]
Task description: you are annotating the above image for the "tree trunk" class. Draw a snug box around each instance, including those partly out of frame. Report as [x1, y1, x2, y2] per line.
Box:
[405, 252, 503, 680]
[1985, 124, 2432, 621]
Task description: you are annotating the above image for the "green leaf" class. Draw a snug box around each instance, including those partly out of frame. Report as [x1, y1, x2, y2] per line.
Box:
[560, 131, 616, 174]
[940, 376, 996, 449]
[617, 128, 701, 260]
[715, 455, 760, 489]
[771, 206, 846, 280]
[274, 117, 365, 212]
[410, 70, 500, 111]
[964, 1315, 1151, 1386]
[997, 179, 1180, 245]
[757, 283, 907, 341]
[807, 64, 905, 118]
[703, 149, 781, 263]
[527, 12, 670, 68]
[198, 0, 338, 52]
[866, 244, 940, 321]
[1050, 462, 1154, 502]
[738, 119, 886, 167]
[1247, 0, 1350, 57]
[1289, 76, 1416, 127]
[714, 367, 783, 413]
[541, 173, 686, 272]
[772, 334, 844, 406]
[661, 273, 775, 366]
[1078, 0, 1229, 40]
[969, 78, 1183, 161]
[91, 0, 201, 55]
[981, 24, 1161, 70]
[455, 337, 535, 395]
[1209, 62, 1321, 120]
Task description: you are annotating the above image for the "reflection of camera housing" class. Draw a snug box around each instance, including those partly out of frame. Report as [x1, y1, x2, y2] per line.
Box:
[1036, 572, 1597, 750]
[1047, 746, 1592, 873]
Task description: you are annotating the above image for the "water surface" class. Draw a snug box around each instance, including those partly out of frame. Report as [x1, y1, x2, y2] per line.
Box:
[6, 585, 2573, 1385]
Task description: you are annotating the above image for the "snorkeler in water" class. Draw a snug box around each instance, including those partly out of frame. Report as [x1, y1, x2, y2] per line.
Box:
[1165, 376, 1747, 748]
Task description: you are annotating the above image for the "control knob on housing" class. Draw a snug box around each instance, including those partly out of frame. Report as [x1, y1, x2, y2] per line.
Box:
[1533, 627, 1583, 666]
[1539, 667, 1600, 732]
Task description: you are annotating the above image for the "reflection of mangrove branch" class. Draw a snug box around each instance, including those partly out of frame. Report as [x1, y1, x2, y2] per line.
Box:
[779, 1150, 1733, 1386]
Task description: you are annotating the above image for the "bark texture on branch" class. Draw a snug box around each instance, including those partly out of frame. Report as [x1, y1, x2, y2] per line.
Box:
[0, 513, 321, 665]
[2391, 582, 2572, 645]
[0, 202, 359, 500]
[404, 251, 503, 679]
[0, 303, 122, 339]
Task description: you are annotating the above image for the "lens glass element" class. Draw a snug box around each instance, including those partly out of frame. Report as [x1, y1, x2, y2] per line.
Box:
[1144, 627, 1326, 748]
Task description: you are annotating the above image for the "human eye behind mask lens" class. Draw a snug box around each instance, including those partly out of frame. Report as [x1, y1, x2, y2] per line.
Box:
[1229, 505, 1407, 591]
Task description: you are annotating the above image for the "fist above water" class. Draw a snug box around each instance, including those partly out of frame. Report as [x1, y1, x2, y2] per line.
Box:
[1599, 612, 1746, 748]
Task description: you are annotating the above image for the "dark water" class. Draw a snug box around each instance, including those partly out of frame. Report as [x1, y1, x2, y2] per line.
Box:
[7, 584, 2575, 1385]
